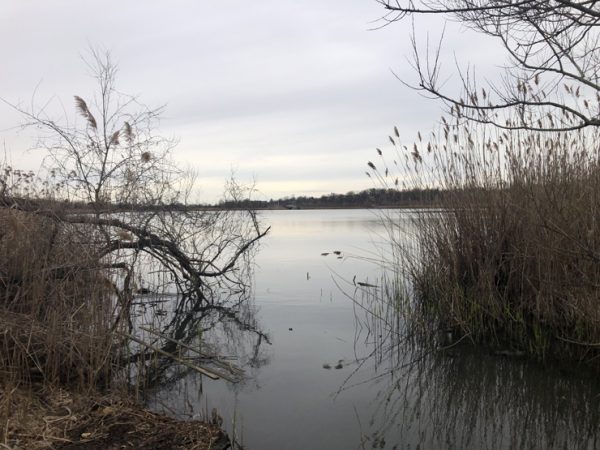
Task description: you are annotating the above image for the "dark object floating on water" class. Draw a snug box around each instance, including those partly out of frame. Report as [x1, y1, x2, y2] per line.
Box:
[337, 256, 343, 259]
[288, 328, 293, 331]
[321, 252, 329, 256]
[135, 287, 153, 294]
[357, 281, 378, 288]
[334, 363, 343, 370]
[322, 363, 332, 369]
[333, 250, 342, 255]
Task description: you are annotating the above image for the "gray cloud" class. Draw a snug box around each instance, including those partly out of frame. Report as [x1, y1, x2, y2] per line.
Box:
[0, 1, 504, 202]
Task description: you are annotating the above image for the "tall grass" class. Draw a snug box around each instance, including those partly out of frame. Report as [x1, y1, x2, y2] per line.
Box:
[371, 116, 600, 364]
[0, 207, 119, 389]
[0, 187, 258, 448]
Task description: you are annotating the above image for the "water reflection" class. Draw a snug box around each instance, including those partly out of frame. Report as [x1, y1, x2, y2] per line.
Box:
[358, 341, 600, 449]
[353, 261, 600, 450]
[125, 253, 271, 391]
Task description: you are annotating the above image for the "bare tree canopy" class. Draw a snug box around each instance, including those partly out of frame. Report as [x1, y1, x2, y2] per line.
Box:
[0, 51, 269, 334]
[377, 0, 600, 131]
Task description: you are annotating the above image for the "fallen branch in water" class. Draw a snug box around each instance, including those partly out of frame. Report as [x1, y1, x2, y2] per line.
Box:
[140, 325, 244, 377]
[118, 331, 234, 382]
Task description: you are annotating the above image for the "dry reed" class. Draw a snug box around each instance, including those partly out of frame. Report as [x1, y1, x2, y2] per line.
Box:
[372, 113, 600, 365]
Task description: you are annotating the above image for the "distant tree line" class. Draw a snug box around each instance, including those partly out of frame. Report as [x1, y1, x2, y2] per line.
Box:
[217, 188, 441, 210]
[2, 187, 442, 212]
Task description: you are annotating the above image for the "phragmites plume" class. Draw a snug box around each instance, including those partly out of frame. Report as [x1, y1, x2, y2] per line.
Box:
[109, 130, 120, 146]
[123, 121, 134, 145]
[367, 161, 376, 170]
[141, 151, 152, 163]
[394, 126, 400, 138]
[376, 148, 382, 156]
[74, 95, 97, 129]
[412, 144, 422, 162]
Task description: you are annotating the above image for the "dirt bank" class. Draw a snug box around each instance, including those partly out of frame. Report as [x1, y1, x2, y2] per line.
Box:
[2, 386, 230, 450]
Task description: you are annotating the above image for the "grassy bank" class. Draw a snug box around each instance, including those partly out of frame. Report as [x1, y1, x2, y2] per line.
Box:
[373, 120, 600, 366]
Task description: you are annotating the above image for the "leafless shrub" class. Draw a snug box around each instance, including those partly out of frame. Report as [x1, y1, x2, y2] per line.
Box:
[0, 51, 269, 392]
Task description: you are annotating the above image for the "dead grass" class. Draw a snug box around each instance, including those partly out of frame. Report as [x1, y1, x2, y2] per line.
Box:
[0, 384, 227, 450]
[0, 206, 231, 449]
[372, 118, 600, 365]
[0, 209, 117, 388]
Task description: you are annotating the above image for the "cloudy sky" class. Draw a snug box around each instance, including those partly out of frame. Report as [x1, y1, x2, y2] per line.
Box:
[0, 1, 499, 202]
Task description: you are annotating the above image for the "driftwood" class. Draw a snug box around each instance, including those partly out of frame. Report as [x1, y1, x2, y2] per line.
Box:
[118, 332, 237, 382]
[120, 331, 223, 381]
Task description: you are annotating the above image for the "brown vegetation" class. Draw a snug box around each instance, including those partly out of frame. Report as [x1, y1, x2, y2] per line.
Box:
[0, 51, 265, 449]
[1, 386, 227, 450]
[0, 209, 117, 389]
[371, 116, 600, 365]
[369, 0, 600, 368]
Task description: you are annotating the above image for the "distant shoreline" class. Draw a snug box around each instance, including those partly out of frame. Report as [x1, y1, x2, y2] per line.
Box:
[2, 186, 442, 214]
[191, 203, 440, 211]
[1, 198, 440, 214]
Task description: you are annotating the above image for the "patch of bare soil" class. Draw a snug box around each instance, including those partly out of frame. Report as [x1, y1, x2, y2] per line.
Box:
[1, 386, 230, 450]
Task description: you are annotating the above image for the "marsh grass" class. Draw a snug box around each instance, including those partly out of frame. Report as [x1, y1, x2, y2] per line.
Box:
[370, 114, 600, 365]
[0, 208, 118, 389]
[0, 205, 127, 447]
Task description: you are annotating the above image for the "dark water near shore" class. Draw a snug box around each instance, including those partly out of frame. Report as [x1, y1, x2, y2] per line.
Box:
[147, 209, 600, 449]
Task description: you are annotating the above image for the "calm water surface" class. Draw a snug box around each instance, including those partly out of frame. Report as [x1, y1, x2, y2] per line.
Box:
[148, 209, 600, 449]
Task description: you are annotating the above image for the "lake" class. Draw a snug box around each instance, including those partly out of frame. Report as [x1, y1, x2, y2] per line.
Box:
[146, 209, 600, 449]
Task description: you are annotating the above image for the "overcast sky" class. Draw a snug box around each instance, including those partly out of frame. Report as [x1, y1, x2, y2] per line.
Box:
[0, 1, 500, 202]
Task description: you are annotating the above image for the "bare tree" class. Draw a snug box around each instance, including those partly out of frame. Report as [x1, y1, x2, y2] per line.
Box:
[8, 50, 180, 206]
[377, 1, 600, 131]
[1, 51, 269, 331]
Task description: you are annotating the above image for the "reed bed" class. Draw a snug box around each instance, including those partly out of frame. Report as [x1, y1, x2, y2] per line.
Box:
[0, 206, 120, 447]
[0, 208, 118, 389]
[0, 206, 237, 449]
[371, 116, 600, 365]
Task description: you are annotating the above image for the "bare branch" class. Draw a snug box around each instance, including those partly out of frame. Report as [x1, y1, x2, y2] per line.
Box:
[378, 0, 600, 132]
